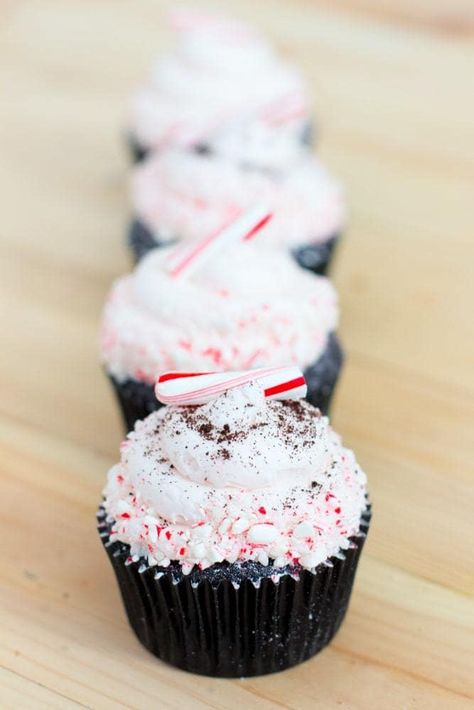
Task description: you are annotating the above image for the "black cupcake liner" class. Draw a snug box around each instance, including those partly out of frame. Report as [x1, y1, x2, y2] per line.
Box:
[127, 120, 314, 164]
[128, 134, 149, 163]
[293, 235, 340, 276]
[128, 218, 339, 276]
[107, 332, 344, 432]
[97, 505, 370, 677]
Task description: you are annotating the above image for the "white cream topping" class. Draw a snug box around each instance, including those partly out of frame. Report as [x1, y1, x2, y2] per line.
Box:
[100, 243, 339, 383]
[103, 384, 368, 573]
[129, 19, 310, 167]
[132, 151, 344, 249]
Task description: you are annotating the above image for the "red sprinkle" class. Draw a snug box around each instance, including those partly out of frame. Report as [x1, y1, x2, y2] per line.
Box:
[165, 531, 172, 540]
[134, 368, 152, 383]
[179, 547, 186, 556]
[334, 507, 341, 514]
[116, 474, 124, 483]
[179, 339, 192, 351]
[258, 506, 267, 515]
[120, 512, 130, 519]
[202, 347, 223, 364]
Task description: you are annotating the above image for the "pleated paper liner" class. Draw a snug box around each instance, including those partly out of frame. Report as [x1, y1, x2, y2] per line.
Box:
[98, 505, 370, 677]
[293, 235, 340, 276]
[128, 217, 339, 276]
[107, 333, 343, 432]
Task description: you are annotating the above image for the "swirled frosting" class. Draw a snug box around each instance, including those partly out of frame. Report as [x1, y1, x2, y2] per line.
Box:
[103, 383, 368, 573]
[100, 243, 339, 383]
[132, 151, 344, 249]
[129, 17, 310, 166]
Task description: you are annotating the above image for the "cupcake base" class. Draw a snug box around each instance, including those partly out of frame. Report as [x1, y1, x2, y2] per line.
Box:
[97, 506, 370, 678]
[129, 218, 339, 276]
[293, 235, 339, 276]
[108, 333, 344, 432]
[128, 134, 149, 163]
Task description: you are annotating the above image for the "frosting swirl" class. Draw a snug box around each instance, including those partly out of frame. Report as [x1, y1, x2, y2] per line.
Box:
[103, 383, 368, 573]
[129, 18, 310, 166]
[132, 151, 344, 249]
[100, 243, 339, 383]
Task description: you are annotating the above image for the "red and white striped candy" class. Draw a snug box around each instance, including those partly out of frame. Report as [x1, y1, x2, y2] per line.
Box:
[170, 10, 221, 32]
[166, 204, 272, 279]
[258, 90, 308, 127]
[170, 10, 255, 43]
[155, 367, 307, 405]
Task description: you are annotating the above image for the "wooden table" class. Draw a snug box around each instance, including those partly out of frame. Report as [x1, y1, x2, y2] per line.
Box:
[1, 1, 473, 707]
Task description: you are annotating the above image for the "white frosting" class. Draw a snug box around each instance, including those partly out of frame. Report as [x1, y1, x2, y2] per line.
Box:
[129, 18, 310, 167]
[132, 151, 344, 249]
[103, 383, 368, 573]
[100, 243, 339, 383]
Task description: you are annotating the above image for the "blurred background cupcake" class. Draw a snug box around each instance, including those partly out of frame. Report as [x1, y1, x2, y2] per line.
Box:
[127, 10, 313, 166]
[100, 223, 344, 430]
[129, 150, 344, 275]
[98, 372, 370, 677]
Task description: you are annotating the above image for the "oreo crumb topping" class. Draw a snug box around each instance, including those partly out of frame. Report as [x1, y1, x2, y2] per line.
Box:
[160, 398, 321, 451]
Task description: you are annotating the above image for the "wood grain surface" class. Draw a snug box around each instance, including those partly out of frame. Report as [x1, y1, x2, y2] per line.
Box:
[1, 1, 473, 708]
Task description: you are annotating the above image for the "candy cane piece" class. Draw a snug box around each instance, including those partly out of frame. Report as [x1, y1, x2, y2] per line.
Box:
[258, 90, 308, 127]
[155, 367, 307, 405]
[167, 204, 272, 278]
[170, 10, 256, 43]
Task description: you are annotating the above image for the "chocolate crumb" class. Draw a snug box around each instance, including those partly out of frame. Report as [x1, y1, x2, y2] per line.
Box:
[198, 422, 213, 438]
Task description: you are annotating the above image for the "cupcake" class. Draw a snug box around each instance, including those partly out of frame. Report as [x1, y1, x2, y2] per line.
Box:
[97, 370, 371, 677]
[101, 226, 344, 430]
[129, 150, 344, 276]
[128, 11, 312, 167]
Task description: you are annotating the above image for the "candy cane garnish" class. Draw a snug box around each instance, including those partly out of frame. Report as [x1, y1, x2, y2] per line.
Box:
[170, 10, 257, 43]
[258, 90, 308, 127]
[155, 367, 307, 405]
[166, 204, 272, 278]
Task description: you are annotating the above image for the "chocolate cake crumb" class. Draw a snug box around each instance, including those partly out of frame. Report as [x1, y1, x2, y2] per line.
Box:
[198, 422, 213, 438]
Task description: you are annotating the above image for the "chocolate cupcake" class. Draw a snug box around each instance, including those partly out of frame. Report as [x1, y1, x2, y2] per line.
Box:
[100, 238, 344, 430]
[128, 150, 343, 276]
[98, 373, 370, 677]
[128, 11, 313, 167]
